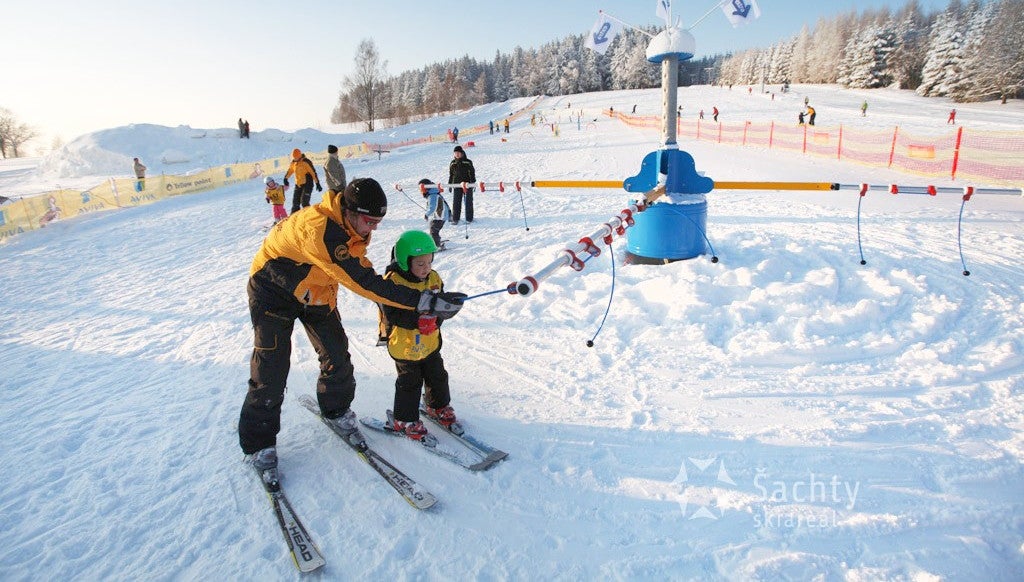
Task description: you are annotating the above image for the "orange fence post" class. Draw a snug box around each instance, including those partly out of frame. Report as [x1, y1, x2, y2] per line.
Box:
[837, 125, 843, 161]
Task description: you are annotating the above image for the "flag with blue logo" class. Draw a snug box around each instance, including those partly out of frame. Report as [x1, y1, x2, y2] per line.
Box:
[721, 0, 761, 27]
[584, 12, 622, 55]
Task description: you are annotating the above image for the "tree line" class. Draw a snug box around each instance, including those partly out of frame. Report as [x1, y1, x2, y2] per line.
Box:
[719, 0, 1023, 103]
[333, 0, 1022, 131]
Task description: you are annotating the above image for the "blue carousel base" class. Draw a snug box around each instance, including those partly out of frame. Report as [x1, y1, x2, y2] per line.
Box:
[625, 200, 707, 262]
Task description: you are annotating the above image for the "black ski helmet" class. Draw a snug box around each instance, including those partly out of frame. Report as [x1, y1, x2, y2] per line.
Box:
[418, 178, 435, 198]
[342, 178, 387, 217]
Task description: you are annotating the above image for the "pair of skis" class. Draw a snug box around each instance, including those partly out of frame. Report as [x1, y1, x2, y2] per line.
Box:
[253, 395, 507, 572]
[358, 407, 507, 471]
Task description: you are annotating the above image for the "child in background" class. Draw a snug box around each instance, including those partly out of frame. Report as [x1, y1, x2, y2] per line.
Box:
[264, 176, 288, 224]
[377, 230, 460, 442]
[418, 178, 451, 250]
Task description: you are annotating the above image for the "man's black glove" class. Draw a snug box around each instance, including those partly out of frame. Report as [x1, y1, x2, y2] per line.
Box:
[417, 290, 467, 318]
[283, 178, 289, 187]
[265, 197, 270, 203]
[316, 183, 322, 192]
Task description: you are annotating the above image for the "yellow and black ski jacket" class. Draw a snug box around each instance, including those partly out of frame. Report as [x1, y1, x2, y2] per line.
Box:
[250, 191, 421, 311]
[284, 155, 321, 188]
[378, 265, 444, 361]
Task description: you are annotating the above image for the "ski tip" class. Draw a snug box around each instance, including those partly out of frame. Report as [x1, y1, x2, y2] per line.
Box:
[296, 558, 327, 573]
[468, 458, 501, 472]
[410, 494, 439, 510]
[484, 450, 509, 464]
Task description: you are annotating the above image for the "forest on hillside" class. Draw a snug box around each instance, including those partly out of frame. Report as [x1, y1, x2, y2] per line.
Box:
[332, 0, 1023, 130]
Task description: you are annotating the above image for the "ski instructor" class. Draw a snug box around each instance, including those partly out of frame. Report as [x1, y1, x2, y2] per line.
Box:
[239, 177, 468, 484]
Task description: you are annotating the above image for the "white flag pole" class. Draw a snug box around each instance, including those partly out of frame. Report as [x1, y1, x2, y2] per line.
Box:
[687, 0, 728, 30]
[599, 9, 656, 38]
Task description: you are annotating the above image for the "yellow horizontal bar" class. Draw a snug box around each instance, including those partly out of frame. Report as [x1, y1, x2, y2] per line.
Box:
[530, 180, 625, 189]
[713, 181, 836, 191]
[527, 180, 837, 191]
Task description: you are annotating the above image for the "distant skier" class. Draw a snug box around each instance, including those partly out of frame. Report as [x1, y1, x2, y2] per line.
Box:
[806, 105, 817, 126]
[948, 109, 957, 124]
[712, 106, 719, 122]
[861, 101, 868, 117]
[798, 111, 805, 125]
[264, 176, 288, 225]
[418, 178, 451, 249]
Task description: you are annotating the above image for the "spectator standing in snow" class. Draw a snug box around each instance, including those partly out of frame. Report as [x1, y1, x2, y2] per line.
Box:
[133, 157, 147, 192]
[861, 101, 868, 117]
[948, 109, 957, 124]
[798, 110, 805, 125]
[376, 230, 461, 441]
[712, 106, 719, 122]
[452, 127, 459, 142]
[806, 105, 817, 126]
[324, 145, 347, 195]
[448, 145, 476, 225]
[699, 109, 704, 120]
[238, 118, 245, 138]
[489, 120, 494, 134]
[503, 118, 510, 133]
[239, 178, 468, 485]
[284, 148, 322, 214]
[243, 120, 250, 138]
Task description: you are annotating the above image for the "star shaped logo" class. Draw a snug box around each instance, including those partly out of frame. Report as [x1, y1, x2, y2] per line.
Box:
[670, 456, 736, 520]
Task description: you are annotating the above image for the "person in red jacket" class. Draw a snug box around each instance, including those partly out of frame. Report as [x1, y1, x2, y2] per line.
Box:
[283, 148, 322, 214]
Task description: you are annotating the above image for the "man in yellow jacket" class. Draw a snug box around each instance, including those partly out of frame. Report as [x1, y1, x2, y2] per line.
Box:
[284, 148, 322, 214]
[240, 178, 467, 484]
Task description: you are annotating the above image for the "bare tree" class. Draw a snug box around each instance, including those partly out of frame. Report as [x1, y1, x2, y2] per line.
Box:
[0, 108, 37, 158]
[334, 39, 389, 132]
[0, 108, 12, 158]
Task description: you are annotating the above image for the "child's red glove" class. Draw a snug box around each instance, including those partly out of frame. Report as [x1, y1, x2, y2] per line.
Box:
[417, 315, 438, 335]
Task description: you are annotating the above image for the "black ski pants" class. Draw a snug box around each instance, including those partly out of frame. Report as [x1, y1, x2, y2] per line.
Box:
[291, 182, 314, 214]
[238, 275, 356, 454]
[391, 350, 450, 423]
[451, 187, 474, 223]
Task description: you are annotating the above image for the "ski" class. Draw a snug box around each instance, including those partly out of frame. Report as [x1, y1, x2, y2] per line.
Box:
[360, 412, 498, 471]
[419, 406, 509, 466]
[297, 395, 437, 510]
[252, 464, 326, 573]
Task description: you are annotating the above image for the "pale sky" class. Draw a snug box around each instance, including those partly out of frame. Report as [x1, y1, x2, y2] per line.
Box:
[6, 0, 950, 150]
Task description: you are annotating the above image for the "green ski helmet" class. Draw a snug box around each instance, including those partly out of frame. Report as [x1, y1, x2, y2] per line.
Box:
[394, 230, 438, 271]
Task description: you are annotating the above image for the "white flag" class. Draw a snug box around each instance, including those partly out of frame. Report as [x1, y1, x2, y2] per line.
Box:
[721, 0, 761, 28]
[656, 0, 671, 23]
[584, 13, 622, 55]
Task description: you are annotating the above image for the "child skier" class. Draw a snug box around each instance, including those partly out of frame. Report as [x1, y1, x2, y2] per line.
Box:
[264, 176, 288, 224]
[377, 230, 460, 441]
[418, 178, 451, 250]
